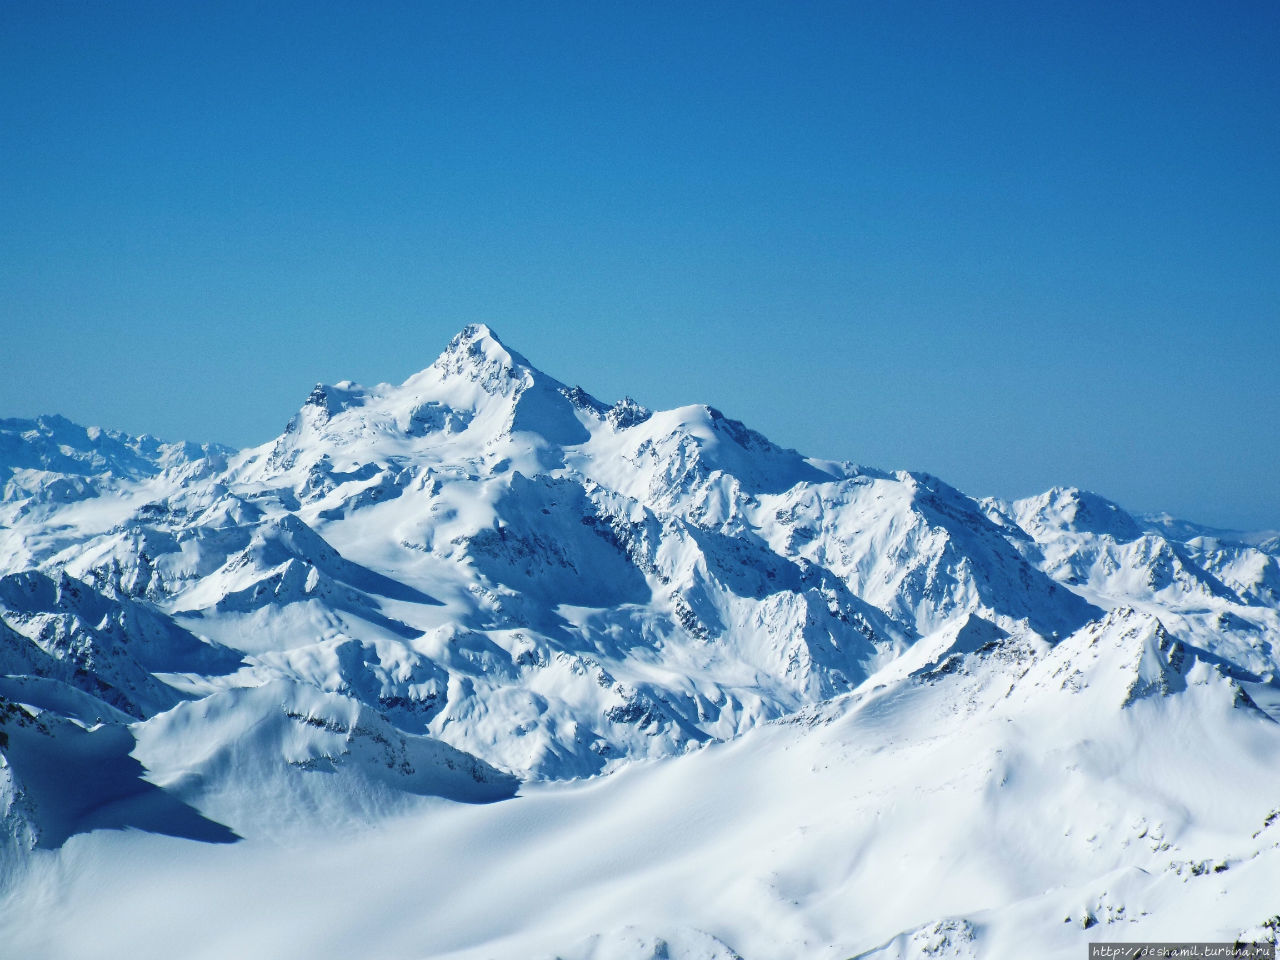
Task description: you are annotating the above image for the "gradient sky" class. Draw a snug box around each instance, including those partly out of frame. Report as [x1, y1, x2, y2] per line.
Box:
[1, 1, 1277, 529]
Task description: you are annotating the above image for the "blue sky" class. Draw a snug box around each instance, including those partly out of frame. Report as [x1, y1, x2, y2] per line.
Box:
[1, 1, 1277, 529]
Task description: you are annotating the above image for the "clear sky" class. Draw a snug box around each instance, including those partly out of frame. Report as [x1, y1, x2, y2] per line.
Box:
[1, 1, 1277, 529]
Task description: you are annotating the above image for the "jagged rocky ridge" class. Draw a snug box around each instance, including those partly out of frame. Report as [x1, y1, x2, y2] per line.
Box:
[1, 326, 1278, 958]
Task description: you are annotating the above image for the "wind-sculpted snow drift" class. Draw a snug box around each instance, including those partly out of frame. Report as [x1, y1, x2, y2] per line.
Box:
[1, 326, 1278, 959]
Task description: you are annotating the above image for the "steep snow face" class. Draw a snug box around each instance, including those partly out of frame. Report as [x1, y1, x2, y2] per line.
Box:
[1, 325, 1278, 959]
[1, 326, 1274, 782]
[0, 570, 240, 719]
[1011, 486, 1145, 541]
[0, 326, 930, 779]
[757, 472, 1099, 641]
[248, 323, 597, 485]
[984, 487, 1280, 681]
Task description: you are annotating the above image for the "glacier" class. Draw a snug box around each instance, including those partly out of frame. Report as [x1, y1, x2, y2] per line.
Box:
[1, 325, 1277, 959]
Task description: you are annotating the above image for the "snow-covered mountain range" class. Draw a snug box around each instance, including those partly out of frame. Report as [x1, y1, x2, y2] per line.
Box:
[2, 325, 1277, 959]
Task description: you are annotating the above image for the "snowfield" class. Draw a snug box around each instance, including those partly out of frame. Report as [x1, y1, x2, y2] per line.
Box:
[1, 326, 1277, 959]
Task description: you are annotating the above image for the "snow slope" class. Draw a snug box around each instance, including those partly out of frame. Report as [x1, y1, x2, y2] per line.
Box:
[1, 325, 1277, 958]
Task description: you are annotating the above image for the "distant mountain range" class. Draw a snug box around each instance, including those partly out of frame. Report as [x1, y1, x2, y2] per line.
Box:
[2, 325, 1277, 960]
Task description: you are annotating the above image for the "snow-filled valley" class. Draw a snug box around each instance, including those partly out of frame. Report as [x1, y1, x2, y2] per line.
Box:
[1, 325, 1277, 959]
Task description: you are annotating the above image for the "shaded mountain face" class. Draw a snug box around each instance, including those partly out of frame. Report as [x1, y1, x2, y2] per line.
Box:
[1, 325, 1277, 847]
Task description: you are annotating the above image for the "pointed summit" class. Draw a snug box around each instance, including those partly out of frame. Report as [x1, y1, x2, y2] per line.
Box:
[424, 324, 542, 396]
[453, 322, 502, 345]
[447, 323, 506, 356]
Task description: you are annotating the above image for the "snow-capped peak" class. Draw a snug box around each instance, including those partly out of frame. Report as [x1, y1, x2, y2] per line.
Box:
[1011, 485, 1143, 541]
[4, 325, 1280, 960]
[414, 323, 540, 397]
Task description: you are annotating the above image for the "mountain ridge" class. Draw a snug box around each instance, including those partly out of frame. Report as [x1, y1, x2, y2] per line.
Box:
[2, 325, 1278, 959]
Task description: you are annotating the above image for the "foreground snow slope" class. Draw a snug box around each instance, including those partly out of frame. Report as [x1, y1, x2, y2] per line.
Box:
[2, 325, 1278, 958]
[3, 607, 1278, 960]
